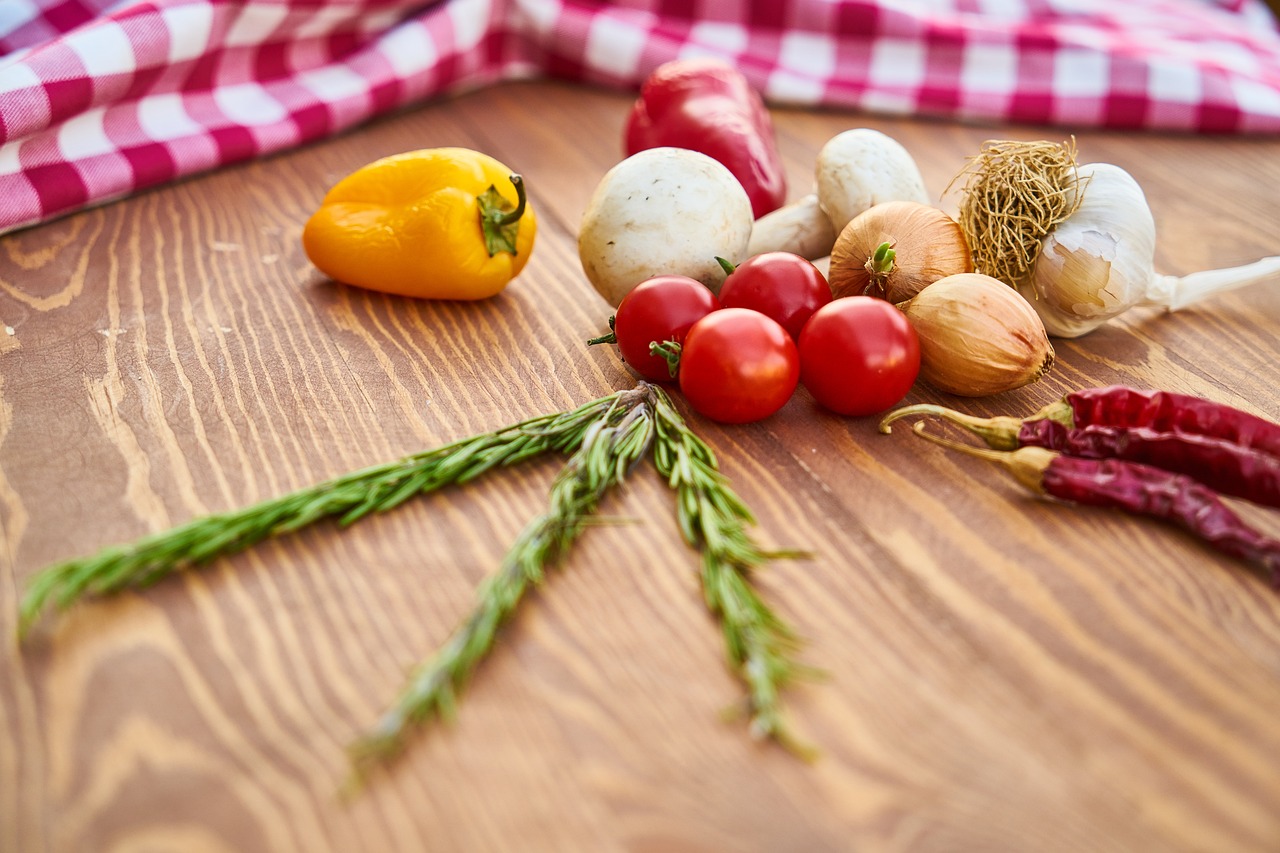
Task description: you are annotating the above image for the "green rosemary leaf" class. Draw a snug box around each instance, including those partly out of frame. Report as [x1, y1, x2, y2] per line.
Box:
[349, 389, 656, 776]
[18, 385, 655, 639]
[649, 387, 816, 757]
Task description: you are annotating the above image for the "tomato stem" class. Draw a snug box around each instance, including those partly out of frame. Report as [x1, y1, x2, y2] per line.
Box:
[716, 256, 737, 276]
[649, 340, 682, 379]
[587, 315, 617, 346]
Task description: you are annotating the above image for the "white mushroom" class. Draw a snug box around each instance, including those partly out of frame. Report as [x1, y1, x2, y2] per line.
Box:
[578, 147, 754, 306]
[747, 128, 930, 260]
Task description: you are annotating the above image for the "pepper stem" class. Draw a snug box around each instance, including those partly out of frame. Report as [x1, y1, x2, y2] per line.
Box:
[478, 174, 528, 257]
[879, 403, 1025, 450]
[905, 422, 1055, 496]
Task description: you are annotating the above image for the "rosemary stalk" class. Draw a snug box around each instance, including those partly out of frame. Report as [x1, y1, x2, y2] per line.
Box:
[18, 385, 654, 638]
[650, 388, 816, 756]
[349, 388, 656, 770]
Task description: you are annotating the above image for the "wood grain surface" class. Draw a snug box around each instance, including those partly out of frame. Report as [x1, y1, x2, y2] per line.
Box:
[3, 80, 1280, 853]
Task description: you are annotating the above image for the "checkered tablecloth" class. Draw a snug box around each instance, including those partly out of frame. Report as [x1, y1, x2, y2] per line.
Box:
[3, 0, 1279, 235]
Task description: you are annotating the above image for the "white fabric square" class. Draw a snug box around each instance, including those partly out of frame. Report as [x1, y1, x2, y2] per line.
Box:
[137, 93, 206, 141]
[1053, 48, 1110, 97]
[378, 22, 439, 77]
[67, 22, 136, 77]
[1147, 58, 1201, 104]
[1233, 75, 1280, 119]
[297, 65, 370, 103]
[685, 21, 748, 56]
[973, 0, 1030, 18]
[961, 41, 1017, 94]
[57, 107, 114, 159]
[162, 3, 214, 64]
[448, 0, 493, 50]
[768, 29, 835, 101]
[869, 38, 926, 88]
[0, 61, 42, 95]
[214, 83, 287, 126]
[585, 13, 648, 77]
[0, 142, 23, 177]
[0, 0, 41, 39]
[225, 4, 290, 48]
[511, 0, 561, 35]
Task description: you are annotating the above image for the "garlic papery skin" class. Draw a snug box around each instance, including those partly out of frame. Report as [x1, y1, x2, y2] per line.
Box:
[902, 273, 1054, 397]
[1017, 163, 1156, 338]
[1020, 161, 1280, 337]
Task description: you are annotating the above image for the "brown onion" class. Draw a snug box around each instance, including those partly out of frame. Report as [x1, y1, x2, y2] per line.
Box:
[900, 273, 1054, 397]
[828, 201, 973, 303]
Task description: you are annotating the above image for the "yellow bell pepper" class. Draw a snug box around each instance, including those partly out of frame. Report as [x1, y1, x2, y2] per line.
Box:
[302, 147, 537, 300]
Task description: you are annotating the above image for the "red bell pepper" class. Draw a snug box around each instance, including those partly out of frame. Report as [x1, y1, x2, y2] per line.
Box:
[624, 58, 788, 220]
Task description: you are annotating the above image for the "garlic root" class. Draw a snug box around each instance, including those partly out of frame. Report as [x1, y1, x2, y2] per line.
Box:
[1144, 256, 1280, 313]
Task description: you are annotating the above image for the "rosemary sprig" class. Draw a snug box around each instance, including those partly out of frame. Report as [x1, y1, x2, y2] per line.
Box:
[18, 385, 654, 638]
[349, 388, 657, 772]
[649, 388, 817, 757]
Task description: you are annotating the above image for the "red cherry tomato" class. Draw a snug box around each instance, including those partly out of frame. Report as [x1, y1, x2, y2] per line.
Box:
[611, 275, 721, 381]
[678, 308, 799, 424]
[717, 252, 832, 340]
[798, 296, 920, 417]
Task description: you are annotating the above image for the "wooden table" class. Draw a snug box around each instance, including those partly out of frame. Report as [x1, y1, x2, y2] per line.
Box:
[3, 80, 1279, 852]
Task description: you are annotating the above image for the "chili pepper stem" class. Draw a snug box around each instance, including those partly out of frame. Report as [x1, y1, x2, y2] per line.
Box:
[1028, 398, 1077, 429]
[909, 422, 1056, 495]
[879, 404, 1024, 450]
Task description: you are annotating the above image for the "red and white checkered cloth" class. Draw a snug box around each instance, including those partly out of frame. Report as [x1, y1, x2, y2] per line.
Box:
[3, 0, 1280, 235]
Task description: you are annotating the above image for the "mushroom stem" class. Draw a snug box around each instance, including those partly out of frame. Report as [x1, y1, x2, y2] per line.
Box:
[746, 194, 835, 260]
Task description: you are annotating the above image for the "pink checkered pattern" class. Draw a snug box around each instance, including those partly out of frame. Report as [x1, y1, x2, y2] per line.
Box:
[3, 0, 1280, 235]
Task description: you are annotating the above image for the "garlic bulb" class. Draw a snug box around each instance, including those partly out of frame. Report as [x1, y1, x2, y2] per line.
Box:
[829, 201, 973, 302]
[901, 273, 1054, 397]
[998, 160, 1279, 339]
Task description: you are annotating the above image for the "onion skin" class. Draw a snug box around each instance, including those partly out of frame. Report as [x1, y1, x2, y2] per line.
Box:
[829, 201, 973, 303]
[900, 273, 1055, 397]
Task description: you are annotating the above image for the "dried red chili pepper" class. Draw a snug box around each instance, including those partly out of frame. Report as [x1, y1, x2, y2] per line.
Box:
[1033, 386, 1280, 457]
[880, 404, 1280, 508]
[625, 57, 787, 220]
[906, 424, 1280, 584]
